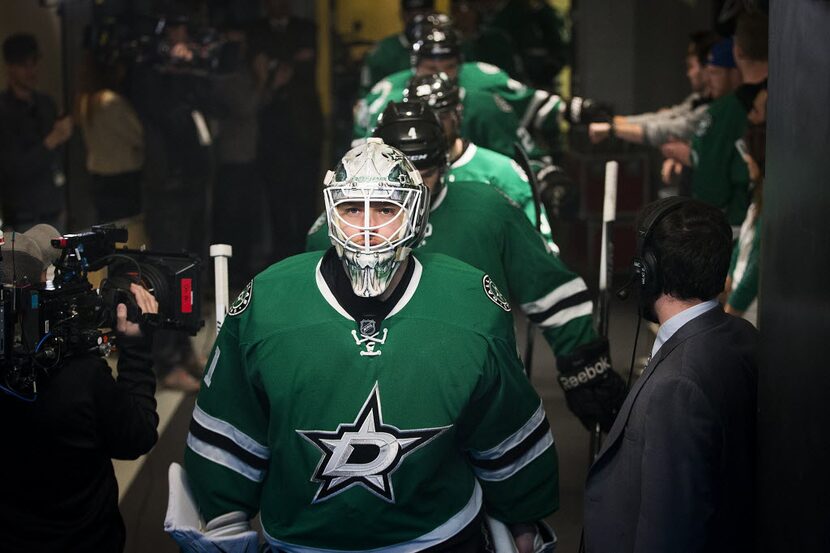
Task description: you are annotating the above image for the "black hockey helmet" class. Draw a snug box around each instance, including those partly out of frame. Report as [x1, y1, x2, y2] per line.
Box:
[404, 72, 461, 113]
[374, 101, 448, 170]
[406, 12, 453, 46]
[411, 22, 462, 65]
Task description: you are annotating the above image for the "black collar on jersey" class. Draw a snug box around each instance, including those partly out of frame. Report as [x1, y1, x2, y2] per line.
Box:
[320, 248, 415, 328]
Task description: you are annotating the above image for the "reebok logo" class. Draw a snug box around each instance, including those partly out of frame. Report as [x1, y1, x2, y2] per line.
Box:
[558, 356, 611, 391]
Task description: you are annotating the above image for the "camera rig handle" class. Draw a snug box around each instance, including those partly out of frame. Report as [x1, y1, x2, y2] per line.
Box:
[210, 244, 233, 335]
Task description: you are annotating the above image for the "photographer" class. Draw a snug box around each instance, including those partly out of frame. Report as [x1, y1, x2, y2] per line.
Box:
[0, 226, 160, 552]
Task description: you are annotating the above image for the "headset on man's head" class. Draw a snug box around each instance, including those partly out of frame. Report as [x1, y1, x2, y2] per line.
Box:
[617, 196, 692, 301]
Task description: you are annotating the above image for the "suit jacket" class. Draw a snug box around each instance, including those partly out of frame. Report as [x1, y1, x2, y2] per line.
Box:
[584, 306, 758, 553]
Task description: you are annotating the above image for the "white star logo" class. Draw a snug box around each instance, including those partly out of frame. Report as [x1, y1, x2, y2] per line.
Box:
[297, 383, 450, 503]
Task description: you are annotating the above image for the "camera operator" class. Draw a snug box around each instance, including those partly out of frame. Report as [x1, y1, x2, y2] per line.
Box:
[0, 226, 160, 552]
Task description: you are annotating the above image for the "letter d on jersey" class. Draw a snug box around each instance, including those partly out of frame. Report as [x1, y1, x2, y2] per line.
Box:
[297, 383, 450, 503]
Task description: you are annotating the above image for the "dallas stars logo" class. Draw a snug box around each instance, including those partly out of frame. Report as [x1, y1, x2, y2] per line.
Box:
[297, 383, 450, 504]
[228, 280, 253, 316]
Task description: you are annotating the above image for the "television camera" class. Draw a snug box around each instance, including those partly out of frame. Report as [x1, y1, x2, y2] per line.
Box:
[0, 225, 203, 401]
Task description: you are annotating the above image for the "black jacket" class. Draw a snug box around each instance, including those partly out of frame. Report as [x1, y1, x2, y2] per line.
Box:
[0, 89, 65, 221]
[584, 306, 758, 553]
[0, 335, 158, 552]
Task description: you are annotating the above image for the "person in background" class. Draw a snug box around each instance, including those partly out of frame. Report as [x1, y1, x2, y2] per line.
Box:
[0, 33, 70, 232]
[77, 54, 145, 223]
[210, 21, 270, 289]
[660, 36, 748, 226]
[452, 0, 521, 78]
[485, 0, 570, 90]
[253, 0, 323, 262]
[358, 0, 436, 96]
[589, 30, 717, 148]
[724, 84, 766, 326]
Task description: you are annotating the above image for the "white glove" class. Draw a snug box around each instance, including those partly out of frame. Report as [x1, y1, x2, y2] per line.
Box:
[164, 462, 260, 553]
[485, 516, 558, 553]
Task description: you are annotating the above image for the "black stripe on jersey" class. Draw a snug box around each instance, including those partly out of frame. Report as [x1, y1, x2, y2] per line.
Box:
[189, 418, 270, 471]
[527, 290, 592, 325]
[469, 418, 551, 471]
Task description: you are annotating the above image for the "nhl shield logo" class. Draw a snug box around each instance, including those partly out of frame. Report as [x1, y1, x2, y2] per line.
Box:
[228, 280, 253, 317]
[483, 275, 511, 312]
[360, 319, 377, 336]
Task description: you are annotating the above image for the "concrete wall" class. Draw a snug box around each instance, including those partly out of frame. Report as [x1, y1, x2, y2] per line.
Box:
[574, 0, 711, 114]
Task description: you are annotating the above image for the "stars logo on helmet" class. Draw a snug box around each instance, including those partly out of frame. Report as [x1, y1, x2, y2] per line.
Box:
[297, 383, 450, 503]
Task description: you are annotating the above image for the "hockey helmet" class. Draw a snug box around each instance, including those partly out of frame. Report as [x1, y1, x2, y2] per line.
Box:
[324, 138, 430, 297]
[411, 20, 462, 67]
[373, 101, 448, 170]
[403, 72, 461, 113]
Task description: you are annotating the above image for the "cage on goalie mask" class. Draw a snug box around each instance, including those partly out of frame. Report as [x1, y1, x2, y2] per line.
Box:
[324, 139, 430, 297]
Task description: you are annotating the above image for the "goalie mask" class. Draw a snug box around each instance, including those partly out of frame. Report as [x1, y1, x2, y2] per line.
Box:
[324, 138, 430, 297]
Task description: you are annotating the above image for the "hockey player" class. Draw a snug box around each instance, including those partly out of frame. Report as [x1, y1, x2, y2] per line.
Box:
[403, 74, 556, 250]
[170, 139, 558, 552]
[360, 45, 534, 157]
[354, 19, 571, 148]
[309, 105, 627, 433]
[358, 0, 435, 97]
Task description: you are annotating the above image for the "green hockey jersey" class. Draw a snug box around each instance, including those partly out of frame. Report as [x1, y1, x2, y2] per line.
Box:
[308, 181, 595, 356]
[690, 93, 750, 226]
[359, 33, 411, 97]
[185, 252, 559, 551]
[354, 62, 561, 154]
[450, 142, 557, 251]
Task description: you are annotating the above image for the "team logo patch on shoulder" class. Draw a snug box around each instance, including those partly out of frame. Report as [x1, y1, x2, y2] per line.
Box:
[228, 280, 253, 316]
[483, 275, 511, 312]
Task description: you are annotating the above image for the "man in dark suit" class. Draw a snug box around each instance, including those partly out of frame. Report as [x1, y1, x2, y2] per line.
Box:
[583, 197, 758, 553]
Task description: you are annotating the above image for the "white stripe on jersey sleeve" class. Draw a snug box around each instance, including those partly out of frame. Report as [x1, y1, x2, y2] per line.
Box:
[537, 301, 593, 329]
[192, 403, 270, 460]
[473, 433, 554, 482]
[469, 401, 547, 461]
[521, 277, 588, 315]
[186, 433, 267, 483]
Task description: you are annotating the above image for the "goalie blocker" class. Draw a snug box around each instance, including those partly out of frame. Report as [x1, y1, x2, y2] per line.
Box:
[556, 338, 627, 432]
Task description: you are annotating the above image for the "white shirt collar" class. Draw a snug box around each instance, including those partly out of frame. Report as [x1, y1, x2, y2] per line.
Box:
[651, 299, 719, 358]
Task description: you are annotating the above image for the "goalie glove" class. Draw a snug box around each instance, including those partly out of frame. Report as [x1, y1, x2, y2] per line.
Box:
[556, 338, 627, 432]
[164, 463, 259, 553]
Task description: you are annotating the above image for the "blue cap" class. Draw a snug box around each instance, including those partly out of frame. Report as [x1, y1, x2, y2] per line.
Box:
[708, 37, 736, 68]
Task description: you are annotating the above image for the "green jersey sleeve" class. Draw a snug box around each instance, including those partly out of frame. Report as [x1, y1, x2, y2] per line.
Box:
[184, 289, 270, 522]
[460, 62, 563, 143]
[497, 196, 596, 355]
[459, 335, 559, 523]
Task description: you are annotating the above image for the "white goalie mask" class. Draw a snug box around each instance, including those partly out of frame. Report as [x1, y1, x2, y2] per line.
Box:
[324, 138, 430, 297]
